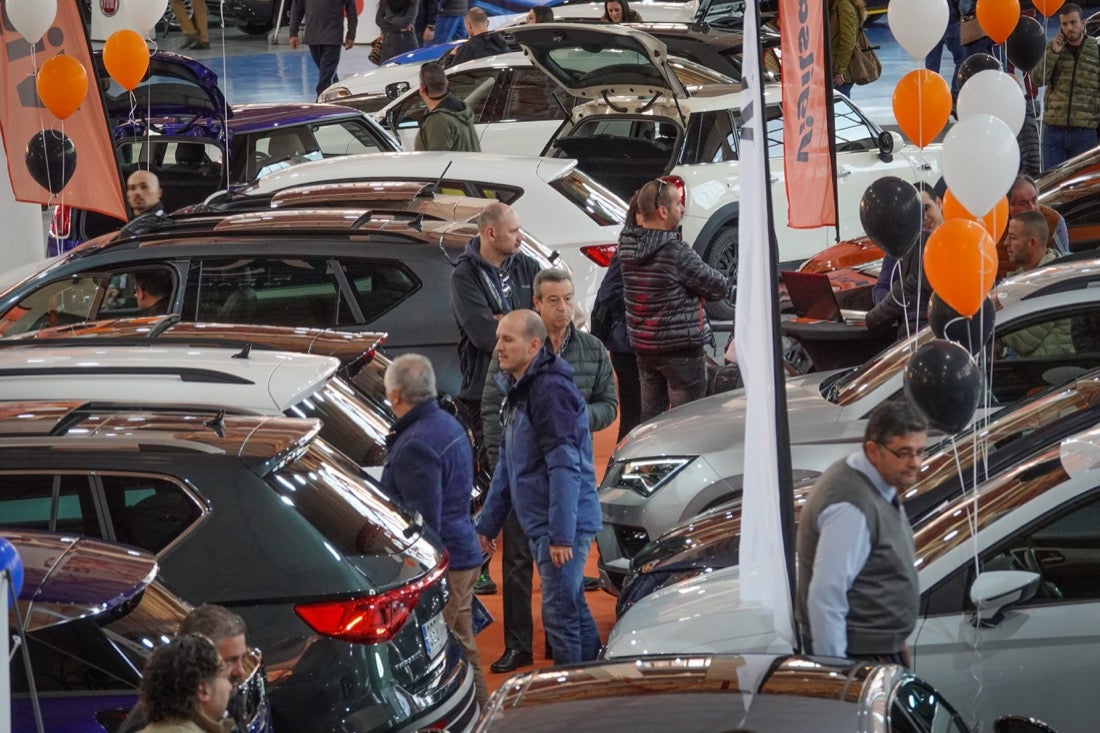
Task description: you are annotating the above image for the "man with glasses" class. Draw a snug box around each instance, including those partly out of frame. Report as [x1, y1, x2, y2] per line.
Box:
[451, 201, 541, 595]
[795, 400, 928, 666]
[620, 178, 732, 421]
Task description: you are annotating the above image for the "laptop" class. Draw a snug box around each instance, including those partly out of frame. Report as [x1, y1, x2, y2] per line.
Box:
[782, 270, 866, 324]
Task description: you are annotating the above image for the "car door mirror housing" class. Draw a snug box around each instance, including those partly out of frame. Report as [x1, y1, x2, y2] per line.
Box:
[969, 570, 1040, 626]
[994, 714, 1059, 733]
[386, 81, 411, 100]
[877, 130, 897, 162]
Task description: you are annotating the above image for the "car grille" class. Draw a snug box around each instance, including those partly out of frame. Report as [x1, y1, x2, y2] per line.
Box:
[614, 523, 650, 559]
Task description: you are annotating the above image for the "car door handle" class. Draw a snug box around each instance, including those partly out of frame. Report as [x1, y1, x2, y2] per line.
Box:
[837, 166, 852, 178]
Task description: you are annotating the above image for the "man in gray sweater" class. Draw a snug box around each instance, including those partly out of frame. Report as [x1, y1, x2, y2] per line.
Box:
[795, 400, 927, 665]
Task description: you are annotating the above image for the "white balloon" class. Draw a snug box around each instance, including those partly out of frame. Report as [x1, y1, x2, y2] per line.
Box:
[124, 0, 169, 31]
[942, 114, 1021, 217]
[957, 69, 1026, 136]
[6, 0, 57, 44]
[889, 0, 950, 61]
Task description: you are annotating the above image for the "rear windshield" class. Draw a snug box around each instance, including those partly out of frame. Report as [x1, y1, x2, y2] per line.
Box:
[548, 169, 627, 227]
[287, 376, 389, 468]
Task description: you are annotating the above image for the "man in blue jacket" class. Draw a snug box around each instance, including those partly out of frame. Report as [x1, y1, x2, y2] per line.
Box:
[477, 309, 602, 665]
[379, 353, 488, 705]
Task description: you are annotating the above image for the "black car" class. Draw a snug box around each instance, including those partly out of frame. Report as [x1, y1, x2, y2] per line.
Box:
[0, 404, 478, 733]
[9, 208, 559, 397]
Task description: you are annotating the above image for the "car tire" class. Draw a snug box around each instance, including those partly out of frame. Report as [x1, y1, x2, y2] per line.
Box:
[703, 226, 737, 321]
[240, 22, 272, 34]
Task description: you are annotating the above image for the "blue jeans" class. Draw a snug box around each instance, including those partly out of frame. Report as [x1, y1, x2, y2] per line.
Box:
[925, 21, 964, 96]
[637, 351, 708, 422]
[531, 533, 600, 665]
[433, 14, 467, 45]
[1042, 124, 1097, 172]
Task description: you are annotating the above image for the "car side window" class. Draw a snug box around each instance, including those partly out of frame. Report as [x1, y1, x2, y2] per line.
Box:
[392, 70, 501, 128]
[697, 110, 736, 164]
[990, 303, 1100, 403]
[0, 276, 104, 336]
[311, 119, 387, 156]
[184, 257, 357, 328]
[833, 96, 880, 152]
[341, 259, 420, 322]
[102, 474, 203, 555]
[762, 104, 784, 159]
[889, 676, 969, 733]
[979, 489, 1100, 604]
[502, 68, 569, 122]
[0, 473, 99, 537]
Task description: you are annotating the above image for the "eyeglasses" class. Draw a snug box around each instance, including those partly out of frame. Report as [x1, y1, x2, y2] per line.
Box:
[500, 270, 513, 300]
[652, 178, 668, 212]
[877, 442, 927, 461]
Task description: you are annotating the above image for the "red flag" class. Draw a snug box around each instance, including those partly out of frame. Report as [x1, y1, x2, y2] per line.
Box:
[779, 0, 837, 229]
[1, 0, 127, 220]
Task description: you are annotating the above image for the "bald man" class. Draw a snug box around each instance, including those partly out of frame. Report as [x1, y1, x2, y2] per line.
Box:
[126, 170, 165, 218]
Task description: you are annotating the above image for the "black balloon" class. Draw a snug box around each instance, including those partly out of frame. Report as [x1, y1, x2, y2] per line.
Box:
[904, 339, 982, 434]
[957, 53, 1003, 92]
[859, 176, 921, 259]
[929, 293, 995, 355]
[25, 129, 77, 195]
[1007, 16, 1046, 73]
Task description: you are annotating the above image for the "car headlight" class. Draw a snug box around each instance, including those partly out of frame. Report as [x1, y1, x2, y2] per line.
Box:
[320, 87, 351, 102]
[618, 457, 693, 497]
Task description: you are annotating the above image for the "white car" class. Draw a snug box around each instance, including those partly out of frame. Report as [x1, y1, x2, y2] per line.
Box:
[596, 256, 1100, 591]
[604, 420, 1100, 733]
[510, 23, 940, 285]
[221, 151, 627, 313]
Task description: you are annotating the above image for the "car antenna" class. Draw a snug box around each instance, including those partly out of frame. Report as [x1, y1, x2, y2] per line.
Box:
[408, 213, 424, 232]
[203, 410, 226, 438]
[148, 314, 181, 339]
[423, 160, 454, 198]
[232, 343, 252, 359]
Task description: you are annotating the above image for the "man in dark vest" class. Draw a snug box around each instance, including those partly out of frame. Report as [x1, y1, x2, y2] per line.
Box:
[795, 400, 927, 664]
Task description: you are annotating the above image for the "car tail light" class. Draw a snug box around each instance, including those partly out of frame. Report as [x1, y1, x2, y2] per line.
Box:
[294, 552, 449, 644]
[660, 175, 686, 207]
[580, 243, 618, 267]
[49, 204, 71, 239]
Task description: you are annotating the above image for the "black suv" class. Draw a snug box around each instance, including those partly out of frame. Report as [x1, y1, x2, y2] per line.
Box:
[0, 403, 478, 732]
[1, 209, 559, 396]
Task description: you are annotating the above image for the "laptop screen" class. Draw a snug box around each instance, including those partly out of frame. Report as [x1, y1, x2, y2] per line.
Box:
[782, 270, 842, 322]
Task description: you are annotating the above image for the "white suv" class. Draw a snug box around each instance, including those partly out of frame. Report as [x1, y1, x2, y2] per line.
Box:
[511, 23, 940, 296]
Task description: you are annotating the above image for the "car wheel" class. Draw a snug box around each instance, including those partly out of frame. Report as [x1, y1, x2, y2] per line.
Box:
[703, 226, 737, 321]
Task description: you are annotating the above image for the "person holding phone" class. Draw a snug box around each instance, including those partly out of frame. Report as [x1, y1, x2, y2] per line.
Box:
[1037, 3, 1100, 171]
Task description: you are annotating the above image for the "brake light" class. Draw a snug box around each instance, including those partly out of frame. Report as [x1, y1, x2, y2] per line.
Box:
[660, 175, 686, 207]
[294, 553, 449, 644]
[49, 204, 71, 239]
[580, 243, 618, 267]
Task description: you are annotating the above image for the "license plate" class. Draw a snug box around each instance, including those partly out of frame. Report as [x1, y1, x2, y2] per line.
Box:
[421, 612, 448, 659]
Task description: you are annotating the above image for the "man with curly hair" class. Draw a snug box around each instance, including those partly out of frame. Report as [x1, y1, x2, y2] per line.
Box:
[137, 634, 234, 733]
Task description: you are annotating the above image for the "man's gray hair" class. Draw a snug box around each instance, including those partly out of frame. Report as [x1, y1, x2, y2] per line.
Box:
[385, 353, 437, 404]
[178, 603, 246, 642]
[533, 268, 572, 299]
[864, 401, 928, 445]
[475, 201, 512, 234]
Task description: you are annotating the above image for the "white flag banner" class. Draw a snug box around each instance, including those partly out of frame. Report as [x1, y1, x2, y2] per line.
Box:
[734, 0, 794, 648]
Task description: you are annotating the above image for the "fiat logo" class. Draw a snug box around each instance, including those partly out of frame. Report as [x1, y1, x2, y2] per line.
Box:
[100, 0, 119, 16]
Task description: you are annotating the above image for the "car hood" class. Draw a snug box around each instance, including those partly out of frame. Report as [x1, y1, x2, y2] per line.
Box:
[7, 530, 157, 633]
[507, 23, 689, 100]
[606, 565, 793, 658]
[615, 370, 848, 460]
[97, 50, 230, 125]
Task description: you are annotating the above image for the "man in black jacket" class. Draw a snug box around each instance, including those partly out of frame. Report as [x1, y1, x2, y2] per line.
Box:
[450, 7, 508, 65]
[621, 179, 731, 421]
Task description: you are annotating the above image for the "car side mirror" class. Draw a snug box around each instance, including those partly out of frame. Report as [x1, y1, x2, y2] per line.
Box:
[969, 570, 1040, 626]
[386, 81, 411, 100]
[994, 714, 1059, 733]
[877, 130, 896, 162]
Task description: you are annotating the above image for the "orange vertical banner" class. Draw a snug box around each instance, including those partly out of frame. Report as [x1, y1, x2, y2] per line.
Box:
[780, 0, 837, 228]
[0, 0, 127, 220]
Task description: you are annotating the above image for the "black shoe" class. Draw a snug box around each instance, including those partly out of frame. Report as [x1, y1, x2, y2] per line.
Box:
[583, 575, 601, 592]
[473, 572, 497, 596]
[490, 649, 533, 673]
[192, 41, 210, 49]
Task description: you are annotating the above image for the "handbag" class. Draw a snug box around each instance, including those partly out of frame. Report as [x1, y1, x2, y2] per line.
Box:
[959, 16, 987, 46]
[848, 28, 882, 86]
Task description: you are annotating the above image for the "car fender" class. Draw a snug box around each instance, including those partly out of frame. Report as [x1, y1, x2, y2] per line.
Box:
[687, 200, 739, 255]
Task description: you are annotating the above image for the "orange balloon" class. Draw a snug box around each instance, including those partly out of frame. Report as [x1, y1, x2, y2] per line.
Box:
[102, 29, 149, 92]
[36, 54, 88, 121]
[925, 218, 998, 317]
[977, 0, 1021, 44]
[1032, 0, 1064, 16]
[892, 69, 952, 149]
[942, 190, 1009, 242]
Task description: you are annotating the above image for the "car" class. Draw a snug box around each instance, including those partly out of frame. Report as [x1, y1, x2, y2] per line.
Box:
[595, 254, 1100, 592]
[4, 208, 561, 397]
[203, 153, 624, 314]
[473, 652, 1031, 733]
[0, 403, 478, 733]
[605, 414, 1100, 733]
[613, 367, 1100, 617]
[0, 340, 392, 469]
[509, 22, 939, 287]
[48, 51, 400, 254]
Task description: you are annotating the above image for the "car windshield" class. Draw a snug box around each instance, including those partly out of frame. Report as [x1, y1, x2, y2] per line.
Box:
[287, 376, 389, 468]
[826, 329, 933, 406]
[267, 441, 437, 571]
